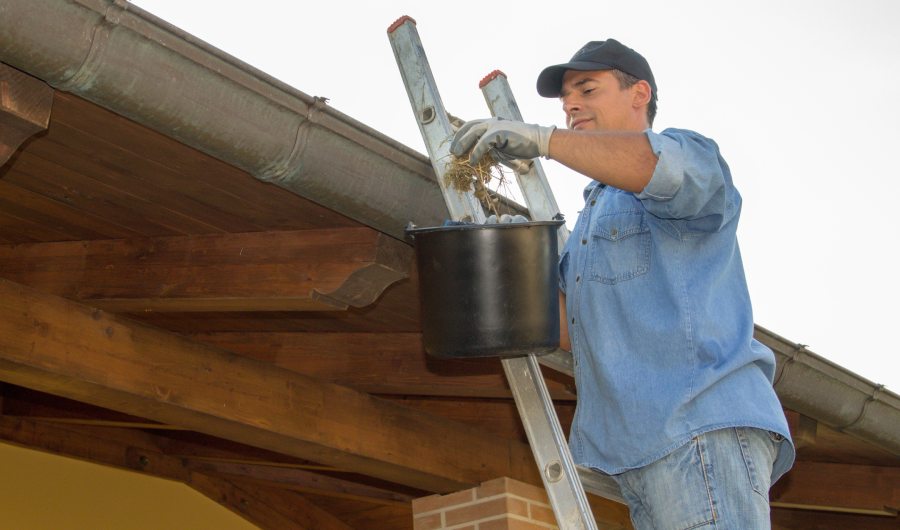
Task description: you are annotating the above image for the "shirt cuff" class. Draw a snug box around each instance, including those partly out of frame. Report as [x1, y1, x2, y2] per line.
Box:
[636, 129, 684, 201]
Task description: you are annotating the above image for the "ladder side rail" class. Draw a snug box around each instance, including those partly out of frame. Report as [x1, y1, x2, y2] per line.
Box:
[481, 72, 604, 527]
[480, 72, 580, 384]
[483, 71, 625, 513]
[502, 355, 600, 529]
[388, 17, 486, 223]
[389, 17, 616, 526]
[480, 72, 569, 247]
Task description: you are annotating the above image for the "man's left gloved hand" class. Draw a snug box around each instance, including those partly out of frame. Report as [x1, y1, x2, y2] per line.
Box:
[450, 117, 556, 165]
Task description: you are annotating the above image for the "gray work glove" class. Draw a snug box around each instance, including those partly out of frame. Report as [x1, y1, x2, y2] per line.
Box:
[484, 214, 530, 224]
[450, 117, 556, 165]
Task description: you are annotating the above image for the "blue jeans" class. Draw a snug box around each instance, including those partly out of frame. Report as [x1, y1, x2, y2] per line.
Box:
[612, 427, 782, 530]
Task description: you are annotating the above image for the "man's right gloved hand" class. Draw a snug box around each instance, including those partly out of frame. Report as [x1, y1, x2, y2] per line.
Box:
[450, 117, 556, 165]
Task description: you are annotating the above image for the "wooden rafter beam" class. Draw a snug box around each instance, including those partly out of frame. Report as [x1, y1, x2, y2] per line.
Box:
[0, 416, 351, 530]
[0, 64, 52, 167]
[186, 474, 356, 530]
[0, 278, 539, 492]
[0, 413, 170, 476]
[771, 460, 900, 516]
[192, 331, 577, 399]
[186, 460, 414, 505]
[0, 228, 411, 312]
[0, 384, 180, 429]
[0, 384, 571, 480]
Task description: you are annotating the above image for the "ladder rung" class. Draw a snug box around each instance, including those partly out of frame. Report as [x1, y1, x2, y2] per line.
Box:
[537, 349, 574, 377]
[577, 466, 625, 505]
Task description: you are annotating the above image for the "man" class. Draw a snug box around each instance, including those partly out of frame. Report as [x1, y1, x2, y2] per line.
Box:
[451, 39, 794, 529]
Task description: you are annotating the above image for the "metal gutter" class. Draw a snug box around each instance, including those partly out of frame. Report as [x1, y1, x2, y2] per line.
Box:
[0, 0, 449, 240]
[2, 1, 897, 457]
[757, 326, 900, 456]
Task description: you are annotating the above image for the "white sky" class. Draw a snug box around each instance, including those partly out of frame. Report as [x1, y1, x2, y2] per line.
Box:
[132, 0, 900, 393]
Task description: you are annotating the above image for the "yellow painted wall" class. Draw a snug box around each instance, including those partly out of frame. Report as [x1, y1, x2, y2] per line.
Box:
[0, 441, 259, 529]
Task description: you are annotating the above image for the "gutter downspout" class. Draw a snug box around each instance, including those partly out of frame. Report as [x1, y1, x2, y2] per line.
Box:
[0, 0, 449, 240]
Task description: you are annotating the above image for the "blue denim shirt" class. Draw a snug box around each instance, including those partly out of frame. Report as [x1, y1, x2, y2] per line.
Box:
[559, 128, 795, 481]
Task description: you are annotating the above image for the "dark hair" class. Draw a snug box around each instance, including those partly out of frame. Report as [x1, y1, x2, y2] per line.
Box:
[611, 69, 657, 127]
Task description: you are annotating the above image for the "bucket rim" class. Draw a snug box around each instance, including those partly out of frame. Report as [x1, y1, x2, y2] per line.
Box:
[405, 219, 565, 237]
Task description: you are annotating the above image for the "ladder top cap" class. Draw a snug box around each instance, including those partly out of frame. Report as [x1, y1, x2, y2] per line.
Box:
[478, 70, 507, 89]
[387, 15, 416, 33]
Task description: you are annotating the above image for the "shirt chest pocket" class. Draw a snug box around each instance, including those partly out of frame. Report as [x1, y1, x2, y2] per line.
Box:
[589, 211, 651, 284]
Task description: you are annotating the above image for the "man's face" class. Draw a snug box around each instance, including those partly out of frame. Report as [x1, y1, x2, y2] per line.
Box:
[559, 70, 646, 132]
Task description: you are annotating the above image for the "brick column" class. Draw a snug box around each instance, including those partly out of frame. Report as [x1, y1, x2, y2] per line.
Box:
[412, 477, 558, 530]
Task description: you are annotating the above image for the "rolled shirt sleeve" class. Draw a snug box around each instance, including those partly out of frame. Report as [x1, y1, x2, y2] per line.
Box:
[637, 128, 737, 230]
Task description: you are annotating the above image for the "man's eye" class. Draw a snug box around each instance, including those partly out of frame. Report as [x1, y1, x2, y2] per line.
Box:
[583, 88, 594, 94]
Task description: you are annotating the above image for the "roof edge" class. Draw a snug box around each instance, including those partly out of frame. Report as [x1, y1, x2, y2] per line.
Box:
[0, 0, 449, 239]
[758, 325, 900, 456]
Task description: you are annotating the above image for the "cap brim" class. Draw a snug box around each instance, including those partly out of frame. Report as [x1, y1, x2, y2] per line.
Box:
[536, 60, 615, 97]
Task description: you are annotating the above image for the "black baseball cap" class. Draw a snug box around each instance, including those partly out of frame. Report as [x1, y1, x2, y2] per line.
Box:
[536, 39, 657, 100]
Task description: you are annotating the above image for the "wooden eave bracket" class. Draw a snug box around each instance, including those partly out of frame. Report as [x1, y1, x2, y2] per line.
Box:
[311, 232, 412, 310]
[0, 64, 53, 167]
[786, 410, 817, 449]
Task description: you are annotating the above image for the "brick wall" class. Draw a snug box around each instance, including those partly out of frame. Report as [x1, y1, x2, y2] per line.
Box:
[412, 477, 558, 530]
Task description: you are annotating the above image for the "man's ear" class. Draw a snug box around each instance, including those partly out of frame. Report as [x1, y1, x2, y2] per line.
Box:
[632, 80, 652, 108]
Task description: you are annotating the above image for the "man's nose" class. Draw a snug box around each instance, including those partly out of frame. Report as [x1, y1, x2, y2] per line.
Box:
[562, 97, 581, 115]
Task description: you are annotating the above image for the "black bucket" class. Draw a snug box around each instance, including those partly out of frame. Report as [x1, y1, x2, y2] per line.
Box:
[406, 220, 564, 359]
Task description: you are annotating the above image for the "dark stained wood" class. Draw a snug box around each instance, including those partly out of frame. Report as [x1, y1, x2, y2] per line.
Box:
[134, 429, 320, 470]
[188, 475, 355, 530]
[0, 207, 74, 243]
[31, 121, 279, 234]
[772, 507, 898, 530]
[0, 179, 143, 240]
[1, 383, 169, 426]
[0, 64, 52, 166]
[0, 278, 540, 492]
[0, 415, 191, 481]
[771, 460, 899, 515]
[386, 396, 576, 443]
[45, 92, 357, 233]
[129, 275, 422, 334]
[0, 227, 412, 312]
[187, 460, 414, 505]
[785, 410, 818, 449]
[794, 420, 900, 467]
[304, 495, 413, 530]
[192, 331, 576, 399]
[0, 91, 360, 243]
[313, 233, 413, 310]
[5, 151, 223, 237]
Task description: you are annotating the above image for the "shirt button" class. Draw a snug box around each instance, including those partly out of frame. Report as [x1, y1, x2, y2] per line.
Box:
[581, 239, 587, 245]
[571, 318, 575, 324]
[575, 275, 581, 282]
[590, 200, 596, 206]
[610, 228, 618, 238]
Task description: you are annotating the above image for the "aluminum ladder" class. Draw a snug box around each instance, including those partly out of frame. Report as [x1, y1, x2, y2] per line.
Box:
[388, 16, 623, 529]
